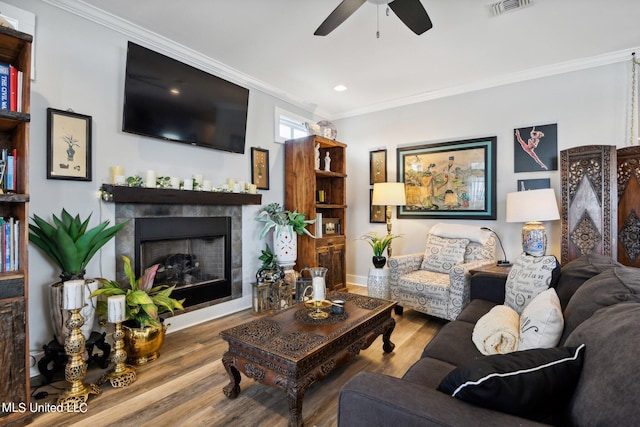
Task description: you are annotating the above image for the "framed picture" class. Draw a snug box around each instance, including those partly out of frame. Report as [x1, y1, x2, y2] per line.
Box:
[370, 189, 386, 223]
[370, 149, 387, 184]
[514, 123, 558, 172]
[47, 108, 92, 181]
[397, 137, 497, 220]
[517, 178, 550, 191]
[251, 147, 269, 190]
[322, 218, 340, 235]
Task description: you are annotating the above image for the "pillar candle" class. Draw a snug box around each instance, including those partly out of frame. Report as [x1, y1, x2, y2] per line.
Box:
[170, 177, 180, 189]
[249, 184, 257, 194]
[202, 179, 212, 191]
[312, 277, 325, 302]
[62, 279, 85, 310]
[145, 170, 156, 188]
[110, 166, 124, 184]
[183, 178, 193, 190]
[114, 175, 126, 185]
[108, 294, 126, 323]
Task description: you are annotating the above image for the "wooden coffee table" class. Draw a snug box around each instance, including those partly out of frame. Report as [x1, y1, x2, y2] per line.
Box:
[220, 292, 396, 427]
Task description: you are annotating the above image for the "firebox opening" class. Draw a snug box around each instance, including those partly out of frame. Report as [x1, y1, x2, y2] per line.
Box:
[134, 217, 232, 309]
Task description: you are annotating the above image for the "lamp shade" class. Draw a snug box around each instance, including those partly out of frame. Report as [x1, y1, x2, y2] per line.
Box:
[372, 182, 406, 206]
[506, 188, 560, 223]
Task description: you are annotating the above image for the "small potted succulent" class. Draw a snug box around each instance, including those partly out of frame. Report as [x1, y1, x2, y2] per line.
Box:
[360, 231, 401, 268]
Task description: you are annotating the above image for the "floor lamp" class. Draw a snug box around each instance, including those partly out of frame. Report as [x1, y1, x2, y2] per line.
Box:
[506, 188, 560, 256]
[372, 182, 406, 257]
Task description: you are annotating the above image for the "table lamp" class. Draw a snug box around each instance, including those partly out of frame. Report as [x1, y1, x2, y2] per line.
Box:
[506, 188, 560, 256]
[372, 182, 406, 257]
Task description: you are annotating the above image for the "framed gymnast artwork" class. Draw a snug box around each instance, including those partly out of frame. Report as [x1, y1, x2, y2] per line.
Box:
[513, 123, 558, 172]
[397, 137, 497, 220]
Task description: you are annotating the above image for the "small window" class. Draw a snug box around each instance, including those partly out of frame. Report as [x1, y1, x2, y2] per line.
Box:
[275, 107, 310, 143]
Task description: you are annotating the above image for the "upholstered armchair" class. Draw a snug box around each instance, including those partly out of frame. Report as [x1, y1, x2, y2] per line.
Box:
[388, 223, 496, 321]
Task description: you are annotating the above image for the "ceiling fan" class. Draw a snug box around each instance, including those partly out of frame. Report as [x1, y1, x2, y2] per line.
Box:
[314, 0, 433, 36]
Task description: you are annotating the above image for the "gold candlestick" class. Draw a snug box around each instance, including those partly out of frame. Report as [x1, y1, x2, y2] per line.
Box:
[57, 308, 101, 406]
[101, 322, 137, 387]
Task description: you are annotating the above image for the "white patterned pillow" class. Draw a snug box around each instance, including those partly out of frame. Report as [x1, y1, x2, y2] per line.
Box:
[519, 288, 564, 350]
[505, 253, 558, 314]
[420, 235, 469, 274]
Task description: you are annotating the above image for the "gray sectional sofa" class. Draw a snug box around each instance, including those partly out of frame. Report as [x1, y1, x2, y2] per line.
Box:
[338, 254, 640, 426]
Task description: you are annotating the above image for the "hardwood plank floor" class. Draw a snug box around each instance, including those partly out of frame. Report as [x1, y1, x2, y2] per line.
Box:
[27, 285, 444, 427]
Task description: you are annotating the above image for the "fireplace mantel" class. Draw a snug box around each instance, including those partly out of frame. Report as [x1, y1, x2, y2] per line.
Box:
[100, 184, 262, 206]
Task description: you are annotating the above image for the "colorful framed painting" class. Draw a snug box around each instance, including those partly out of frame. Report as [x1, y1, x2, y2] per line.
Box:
[514, 123, 558, 172]
[517, 178, 550, 191]
[370, 189, 386, 223]
[370, 149, 387, 185]
[46, 108, 92, 181]
[251, 147, 269, 190]
[397, 137, 497, 219]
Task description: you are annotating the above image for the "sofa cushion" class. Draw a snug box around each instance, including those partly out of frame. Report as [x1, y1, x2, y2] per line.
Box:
[456, 298, 498, 324]
[504, 253, 559, 314]
[560, 266, 640, 344]
[564, 302, 640, 426]
[518, 288, 563, 351]
[472, 305, 519, 355]
[420, 235, 469, 273]
[553, 254, 622, 310]
[402, 356, 456, 389]
[437, 345, 585, 421]
[464, 241, 495, 263]
[422, 320, 482, 366]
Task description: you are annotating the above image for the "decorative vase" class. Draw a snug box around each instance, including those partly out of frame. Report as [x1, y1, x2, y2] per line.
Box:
[49, 279, 99, 346]
[372, 256, 387, 268]
[123, 321, 167, 366]
[273, 226, 297, 269]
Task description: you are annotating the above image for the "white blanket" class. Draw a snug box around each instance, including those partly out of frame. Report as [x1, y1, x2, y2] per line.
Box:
[472, 305, 520, 355]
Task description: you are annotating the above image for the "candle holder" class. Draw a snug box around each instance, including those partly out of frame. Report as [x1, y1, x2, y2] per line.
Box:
[100, 322, 137, 387]
[57, 308, 101, 406]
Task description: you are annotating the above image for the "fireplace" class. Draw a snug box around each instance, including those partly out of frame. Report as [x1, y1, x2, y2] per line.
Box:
[134, 217, 232, 308]
[112, 199, 247, 312]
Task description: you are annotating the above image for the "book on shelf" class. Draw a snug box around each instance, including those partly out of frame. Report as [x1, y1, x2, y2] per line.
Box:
[0, 63, 22, 112]
[3, 148, 16, 192]
[9, 65, 17, 111]
[0, 217, 19, 272]
[0, 63, 8, 110]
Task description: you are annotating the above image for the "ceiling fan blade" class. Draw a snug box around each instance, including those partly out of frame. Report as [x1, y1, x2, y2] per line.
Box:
[314, 0, 367, 36]
[388, 0, 433, 35]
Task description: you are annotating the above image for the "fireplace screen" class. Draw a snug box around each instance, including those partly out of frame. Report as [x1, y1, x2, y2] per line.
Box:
[141, 236, 225, 288]
[134, 216, 232, 308]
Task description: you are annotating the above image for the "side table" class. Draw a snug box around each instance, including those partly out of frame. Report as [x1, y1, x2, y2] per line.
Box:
[469, 264, 512, 278]
[367, 267, 390, 299]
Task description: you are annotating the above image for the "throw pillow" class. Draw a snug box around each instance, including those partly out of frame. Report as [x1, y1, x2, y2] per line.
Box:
[437, 345, 585, 421]
[472, 304, 519, 355]
[504, 253, 559, 314]
[518, 288, 563, 350]
[420, 234, 469, 274]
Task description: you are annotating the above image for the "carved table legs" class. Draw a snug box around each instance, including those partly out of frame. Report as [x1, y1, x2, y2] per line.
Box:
[382, 317, 396, 353]
[221, 352, 241, 399]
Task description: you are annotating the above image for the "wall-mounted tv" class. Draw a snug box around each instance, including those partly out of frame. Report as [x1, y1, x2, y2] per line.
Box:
[122, 41, 249, 154]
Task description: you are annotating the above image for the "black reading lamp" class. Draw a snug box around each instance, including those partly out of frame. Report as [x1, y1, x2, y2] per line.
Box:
[481, 227, 512, 267]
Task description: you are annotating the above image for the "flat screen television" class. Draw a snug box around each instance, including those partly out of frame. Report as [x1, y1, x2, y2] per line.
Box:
[122, 41, 249, 154]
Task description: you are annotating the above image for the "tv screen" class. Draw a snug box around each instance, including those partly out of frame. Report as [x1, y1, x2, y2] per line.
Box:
[122, 41, 249, 154]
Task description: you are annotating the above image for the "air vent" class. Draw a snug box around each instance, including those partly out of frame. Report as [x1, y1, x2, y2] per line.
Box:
[489, 0, 533, 16]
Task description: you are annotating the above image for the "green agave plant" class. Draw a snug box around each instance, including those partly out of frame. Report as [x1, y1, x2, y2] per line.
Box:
[29, 209, 128, 280]
[360, 232, 402, 257]
[91, 255, 185, 328]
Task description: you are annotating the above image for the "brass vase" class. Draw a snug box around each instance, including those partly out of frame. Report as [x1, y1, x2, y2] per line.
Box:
[122, 321, 166, 366]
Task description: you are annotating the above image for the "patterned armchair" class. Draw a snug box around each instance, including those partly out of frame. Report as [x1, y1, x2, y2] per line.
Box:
[388, 223, 496, 321]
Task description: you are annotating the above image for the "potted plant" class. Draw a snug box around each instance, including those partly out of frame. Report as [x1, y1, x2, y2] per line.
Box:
[256, 203, 315, 268]
[256, 243, 283, 283]
[91, 255, 185, 365]
[29, 209, 128, 344]
[360, 231, 401, 268]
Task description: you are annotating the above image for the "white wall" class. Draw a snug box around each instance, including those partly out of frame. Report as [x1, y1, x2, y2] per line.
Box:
[337, 62, 631, 285]
[9, 0, 317, 359]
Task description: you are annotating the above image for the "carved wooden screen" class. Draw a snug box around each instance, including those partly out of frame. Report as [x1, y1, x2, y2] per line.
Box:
[560, 145, 618, 265]
[617, 146, 640, 267]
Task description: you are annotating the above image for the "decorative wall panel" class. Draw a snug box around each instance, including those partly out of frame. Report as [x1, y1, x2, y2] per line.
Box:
[617, 146, 640, 267]
[560, 145, 618, 264]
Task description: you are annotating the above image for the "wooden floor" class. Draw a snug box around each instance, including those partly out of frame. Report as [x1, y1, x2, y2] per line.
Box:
[27, 286, 443, 427]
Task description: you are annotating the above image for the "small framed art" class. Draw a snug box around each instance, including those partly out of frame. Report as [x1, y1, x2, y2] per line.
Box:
[370, 189, 386, 223]
[370, 149, 387, 185]
[251, 147, 269, 190]
[47, 108, 92, 181]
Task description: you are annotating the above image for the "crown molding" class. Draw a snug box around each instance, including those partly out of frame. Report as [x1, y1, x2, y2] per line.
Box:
[42, 1, 638, 121]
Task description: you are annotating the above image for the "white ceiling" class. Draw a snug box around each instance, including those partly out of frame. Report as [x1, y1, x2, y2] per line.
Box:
[71, 0, 640, 119]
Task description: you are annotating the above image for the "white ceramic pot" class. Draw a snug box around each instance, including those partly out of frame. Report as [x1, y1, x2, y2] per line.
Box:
[273, 226, 297, 268]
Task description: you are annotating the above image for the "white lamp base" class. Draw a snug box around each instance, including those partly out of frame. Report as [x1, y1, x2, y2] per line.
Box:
[521, 221, 547, 256]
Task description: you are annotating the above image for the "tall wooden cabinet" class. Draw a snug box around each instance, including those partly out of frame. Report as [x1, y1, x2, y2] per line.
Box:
[0, 27, 32, 426]
[285, 136, 347, 291]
